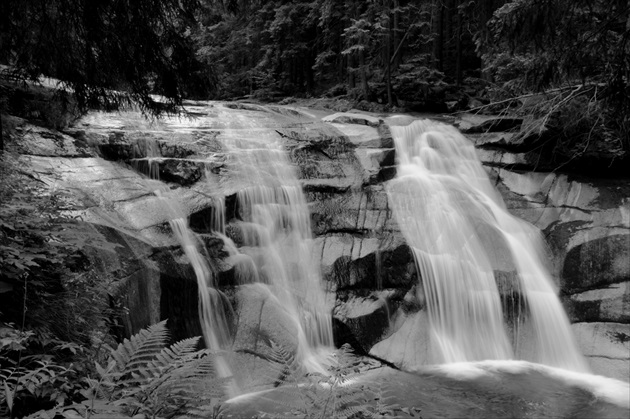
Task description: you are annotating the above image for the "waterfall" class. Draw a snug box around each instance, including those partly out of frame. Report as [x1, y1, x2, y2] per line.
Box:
[387, 119, 588, 372]
[131, 138, 236, 393]
[131, 105, 334, 383]
[217, 110, 334, 373]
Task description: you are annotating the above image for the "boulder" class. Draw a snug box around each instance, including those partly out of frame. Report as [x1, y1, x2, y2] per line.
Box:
[565, 281, 630, 323]
[322, 112, 381, 127]
[572, 322, 630, 382]
[315, 233, 416, 290]
[333, 290, 403, 352]
[232, 284, 302, 356]
[369, 310, 432, 370]
[73, 223, 162, 338]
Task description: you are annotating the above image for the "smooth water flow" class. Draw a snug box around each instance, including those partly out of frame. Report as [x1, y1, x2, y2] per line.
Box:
[132, 105, 334, 380]
[216, 110, 334, 372]
[387, 119, 588, 372]
[131, 139, 236, 392]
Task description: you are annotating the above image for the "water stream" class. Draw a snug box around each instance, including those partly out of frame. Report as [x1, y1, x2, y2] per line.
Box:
[213, 108, 334, 372]
[131, 105, 334, 393]
[130, 106, 588, 388]
[131, 136, 237, 392]
[387, 119, 588, 372]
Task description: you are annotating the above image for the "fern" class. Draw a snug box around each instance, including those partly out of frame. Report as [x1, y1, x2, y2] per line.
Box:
[267, 338, 302, 386]
[258, 344, 377, 419]
[257, 343, 407, 419]
[107, 320, 171, 379]
[88, 320, 226, 418]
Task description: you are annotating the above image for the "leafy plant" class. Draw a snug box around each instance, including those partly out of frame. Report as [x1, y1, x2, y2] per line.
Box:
[265, 343, 400, 419]
[79, 320, 226, 419]
[0, 151, 104, 417]
[0, 359, 74, 418]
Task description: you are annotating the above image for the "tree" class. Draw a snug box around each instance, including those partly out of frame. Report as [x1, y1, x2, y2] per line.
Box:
[480, 0, 629, 171]
[0, 0, 206, 118]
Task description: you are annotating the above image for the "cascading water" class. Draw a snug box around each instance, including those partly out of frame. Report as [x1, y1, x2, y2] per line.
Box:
[131, 104, 334, 384]
[387, 119, 589, 372]
[131, 136, 236, 391]
[214, 109, 334, 373]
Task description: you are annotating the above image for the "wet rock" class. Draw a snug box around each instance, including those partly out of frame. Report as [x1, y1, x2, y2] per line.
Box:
[308, 186, 394, 236]
[27, 155, 216, 246]
[562, 234, 630, 292]
[494, 170, 630, 291]
[369, 310, 432, 370]
[228, 363, 630, 418]
[232, 284, 301, 357]
[315, 233, 416, 290]
[476, 149, 533, 168]
[572, 322, 630, 382]
[9, 119, 94, 157]
[565, 281, 630, 323]
[153, 247, 203, 342]
[223, 102, 267, 112]
[322, 112, 381, 127]
[333, 290, 401, 352]
[354, 148, 396, 185]
[157, 158, 205, 186]
[468, 132, 517, 149]
[75, 223, 161, 337]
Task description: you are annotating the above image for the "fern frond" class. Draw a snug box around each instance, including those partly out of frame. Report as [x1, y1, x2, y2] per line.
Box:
[109, 320, 170, 377]
[92, 321, 229, 418]
[152, 336, 201, 368]
[267, 338, 304, 386]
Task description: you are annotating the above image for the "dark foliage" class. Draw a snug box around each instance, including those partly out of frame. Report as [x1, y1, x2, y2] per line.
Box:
[0, 0, 210, 116]
[481, 0, 629, 171]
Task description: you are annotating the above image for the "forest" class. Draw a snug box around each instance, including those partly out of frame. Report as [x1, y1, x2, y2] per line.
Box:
[1, 0, 628, 170]
[1, 0, 629, 418]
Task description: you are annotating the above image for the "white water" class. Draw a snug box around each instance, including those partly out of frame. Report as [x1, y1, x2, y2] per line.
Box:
[130, 104, 334, 381]
[131, 138, 237, 393]
[387, 119, 588, 372]
[215, 108, 334, 373]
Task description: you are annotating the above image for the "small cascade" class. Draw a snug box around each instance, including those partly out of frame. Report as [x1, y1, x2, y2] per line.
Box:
[131, 106, 333, 385]
[132, 137, 161, 179]
[132, 137, 237, 394]
[217, 112, 334, 372]
[387, 119, 588, 372]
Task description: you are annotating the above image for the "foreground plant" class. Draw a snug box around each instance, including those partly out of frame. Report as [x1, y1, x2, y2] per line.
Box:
[33, 320, 227, 419]
[264, 343, 401, 418]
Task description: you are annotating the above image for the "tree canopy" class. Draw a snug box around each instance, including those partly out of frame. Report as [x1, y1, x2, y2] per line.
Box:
[0, 0, 628, 163]
[0, 0, 209, 116]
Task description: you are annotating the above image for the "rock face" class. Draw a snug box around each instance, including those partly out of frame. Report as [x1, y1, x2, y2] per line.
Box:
[490, 169, 630, 381]
[9, 101, 629, 382]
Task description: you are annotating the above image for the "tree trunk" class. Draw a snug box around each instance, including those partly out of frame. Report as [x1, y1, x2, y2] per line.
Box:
[393, 0, 401, 69]
[456, 2, 463, 86]
[348, 54, 356, 89]
[479, 0, 495, 82]
[359, 49, 369, 99]
[434, 0, 444, 71]
[386, 0, 393, 106]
